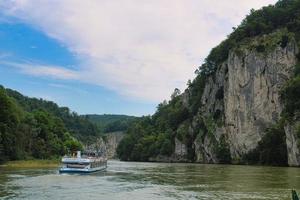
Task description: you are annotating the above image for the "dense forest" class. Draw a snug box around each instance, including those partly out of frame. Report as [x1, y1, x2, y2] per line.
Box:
[117, 0, 300, 165]
[0, 86, 103, 163]
[5, 89, 103, 143]
[0, 85, 138, 163]
[85, 114, 136, 133]
[117, 92, 189, 161]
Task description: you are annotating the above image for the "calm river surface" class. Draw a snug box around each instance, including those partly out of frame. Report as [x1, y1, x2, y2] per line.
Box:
[0, 160, 300, 200]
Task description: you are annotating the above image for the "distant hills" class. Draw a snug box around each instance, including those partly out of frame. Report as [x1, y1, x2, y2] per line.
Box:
[5, 87, 102, 142]
[84, 114, 137, 133]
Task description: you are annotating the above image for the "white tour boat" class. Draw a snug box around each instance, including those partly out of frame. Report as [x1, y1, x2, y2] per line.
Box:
[59, 151, 107, 174]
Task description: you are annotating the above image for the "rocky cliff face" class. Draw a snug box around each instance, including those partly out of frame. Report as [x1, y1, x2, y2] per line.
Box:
[106, 132, 124, 159]
[285, 121, 300, 166]
[185, 35, 299, 165]
[174, 138, 187, 159]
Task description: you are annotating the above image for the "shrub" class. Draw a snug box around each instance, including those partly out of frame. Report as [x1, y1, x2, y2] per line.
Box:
[256, 44, 266, 52]
[243, 123, 288, 166]
[216, 135, 231, 164]
[215, 87, 224, 100]
[280, 35, 289, 48]
[281, 76, 300, 118]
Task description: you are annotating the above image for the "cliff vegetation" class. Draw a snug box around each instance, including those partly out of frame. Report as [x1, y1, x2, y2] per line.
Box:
[117, 0, 300, 166]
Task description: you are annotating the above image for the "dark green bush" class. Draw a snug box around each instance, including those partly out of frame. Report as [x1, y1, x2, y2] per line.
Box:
[216, 135, 232, 164]
[215, 87, 224, 100]
[243, 123, 287, 166]
[280, 35, 289, 48]
[281, 76, 300, 118]
[294, 63, 300, 76]
[256, 44, 266, 52]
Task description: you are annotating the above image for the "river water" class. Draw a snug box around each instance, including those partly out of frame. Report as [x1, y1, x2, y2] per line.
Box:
[0, 160, 300, 200]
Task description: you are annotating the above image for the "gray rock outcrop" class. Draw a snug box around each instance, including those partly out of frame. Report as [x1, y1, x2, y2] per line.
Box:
[106, 132, 124, 159]
[183, 33, 300, 165]
[285, 121, 300, 166]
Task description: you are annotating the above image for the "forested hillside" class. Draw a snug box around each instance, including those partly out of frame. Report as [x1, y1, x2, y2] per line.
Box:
[0, 86, 102, 163]
[85, 114, 136, 133]
[117, 0, 300, 166]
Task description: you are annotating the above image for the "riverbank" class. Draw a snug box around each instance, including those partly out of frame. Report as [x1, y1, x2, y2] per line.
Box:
[0, 159, 60, 169]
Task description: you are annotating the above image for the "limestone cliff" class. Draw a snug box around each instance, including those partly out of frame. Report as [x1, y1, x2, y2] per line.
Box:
[285, 120, 300, 166]
[106, 132, 124, 159]
[117, 2, 300, 166]
[182, 32, 300, 166]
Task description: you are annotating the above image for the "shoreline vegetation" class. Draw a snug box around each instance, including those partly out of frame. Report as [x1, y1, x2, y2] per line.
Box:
[0, 159, 298, 169]
[0, 159, 60, 169]
[1, 158, 298, 170]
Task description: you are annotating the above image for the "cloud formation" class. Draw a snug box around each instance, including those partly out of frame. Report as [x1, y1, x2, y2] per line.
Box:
[0, 0, 277, 102]
[3, 61, 79, 80]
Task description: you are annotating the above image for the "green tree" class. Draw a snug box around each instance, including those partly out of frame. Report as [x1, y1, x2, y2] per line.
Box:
[64, 137, 83, 153]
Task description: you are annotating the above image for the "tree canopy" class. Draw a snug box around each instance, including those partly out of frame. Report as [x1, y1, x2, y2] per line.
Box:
[0, 86, 97, 162]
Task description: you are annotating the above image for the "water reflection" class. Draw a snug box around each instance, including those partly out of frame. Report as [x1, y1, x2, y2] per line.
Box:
[0, 161, 299, 200]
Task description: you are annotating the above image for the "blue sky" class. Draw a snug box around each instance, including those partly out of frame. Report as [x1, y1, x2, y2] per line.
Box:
[0, 0, 276, 116]
[0, 22, 156, 116]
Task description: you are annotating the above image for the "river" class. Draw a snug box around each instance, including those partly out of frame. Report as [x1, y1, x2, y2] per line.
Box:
[0, 160, 300, 200]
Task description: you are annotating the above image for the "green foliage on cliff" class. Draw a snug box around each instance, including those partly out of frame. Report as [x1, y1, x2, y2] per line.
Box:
[243, 122, 288, 166]
[116, 116, 174, 161]
[188, 74, 206, 114]
[84, 114, 136, 133]
[236, 29, 295, 55]
[296, 125, 300, 148]
[117, 0, 300, 164]
[216, 135, 232, 164]
[280, 53, 300, 150]
[200, 0, 300, 75]
[0, 86, 100, 162]
[281, 76, 300, 119]
[117, 90, 190, 161]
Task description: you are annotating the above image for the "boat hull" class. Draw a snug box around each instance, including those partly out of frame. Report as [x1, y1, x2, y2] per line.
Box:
[59, 166, 107, 174]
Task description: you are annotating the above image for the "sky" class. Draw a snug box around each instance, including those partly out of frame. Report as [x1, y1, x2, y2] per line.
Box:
[0, 0, 277, 116]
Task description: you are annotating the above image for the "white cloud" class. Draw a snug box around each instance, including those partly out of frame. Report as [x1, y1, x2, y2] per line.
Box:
[48, 83, 89, 95]
[3, 61, 79, 79]
[0, 0, 277, 102]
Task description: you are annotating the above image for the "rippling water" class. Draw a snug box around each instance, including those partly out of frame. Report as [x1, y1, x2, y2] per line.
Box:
[0, 160, 300, 200]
